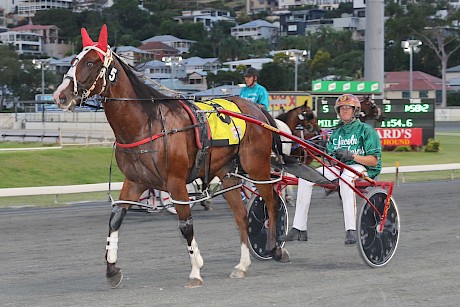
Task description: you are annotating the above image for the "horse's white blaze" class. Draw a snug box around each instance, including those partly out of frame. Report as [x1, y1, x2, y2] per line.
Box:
[106, 231, 119, 264]
[188, 238, 203, 281]
[234, 243, 251, 272]
[53, 78, 71, 102]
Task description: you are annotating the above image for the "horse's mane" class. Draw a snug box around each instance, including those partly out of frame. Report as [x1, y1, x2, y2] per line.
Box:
[115, 55, 183, 118]
[276, 106, 299, 121]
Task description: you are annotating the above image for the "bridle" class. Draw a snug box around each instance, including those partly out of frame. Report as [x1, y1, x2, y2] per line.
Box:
[297, 106, 315, 122]
[361, 98, 382, 120]
[64, 45, 115, 102]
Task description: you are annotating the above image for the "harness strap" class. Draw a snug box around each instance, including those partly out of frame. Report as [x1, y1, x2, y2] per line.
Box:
[178, 100, 208, 150]
[114, 124, 197, 149]
[178, 100, 212, 184]
[115, 132, 165, 148]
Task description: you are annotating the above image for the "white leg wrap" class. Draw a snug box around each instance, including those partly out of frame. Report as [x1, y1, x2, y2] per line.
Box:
[188, 238, 203, 281]
[234, 243, 251, 272]
[106, 231, 119, 264]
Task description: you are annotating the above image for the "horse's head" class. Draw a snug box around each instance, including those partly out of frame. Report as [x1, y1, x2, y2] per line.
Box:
[295, 105, 321, 133]
[359, 97, 385, 122]
[53, 25, 114, 111]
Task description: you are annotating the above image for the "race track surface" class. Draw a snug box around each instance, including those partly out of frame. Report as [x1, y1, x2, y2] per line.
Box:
[1, 180, 459, 306]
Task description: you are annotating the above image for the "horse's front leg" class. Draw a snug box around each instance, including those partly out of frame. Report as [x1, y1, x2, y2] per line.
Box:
[171, 184, 204, 288]
[106, 180, 145, 288]
[219, 176, 251, 278]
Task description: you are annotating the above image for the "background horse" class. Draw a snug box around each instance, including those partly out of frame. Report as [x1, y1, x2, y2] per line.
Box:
[358, 96, 385, 124]
[52, 25, 288, 289]
[276, 103, 324, 165]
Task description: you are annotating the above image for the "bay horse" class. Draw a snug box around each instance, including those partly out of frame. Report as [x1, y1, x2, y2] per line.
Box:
[358, 96, 384, 124]
[276, 102, 324, 165]
[52, 25, 289, 288]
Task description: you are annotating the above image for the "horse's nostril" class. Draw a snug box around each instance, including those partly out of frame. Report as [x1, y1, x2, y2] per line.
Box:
[59, 93, 66, 103]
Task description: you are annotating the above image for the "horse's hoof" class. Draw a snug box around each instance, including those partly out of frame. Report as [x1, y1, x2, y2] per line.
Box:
[229, 269, 246, 279]
[201, 201, 213, 211]
[185, 278, 203, 288]
[107, 271, 123, 288]
[273, 247, 290, 263]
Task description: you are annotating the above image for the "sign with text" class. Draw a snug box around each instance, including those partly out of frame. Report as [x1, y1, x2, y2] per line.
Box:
[316, 97, 435, 146]
[268, 93, 312, 111]
[375, 128, 423, 146]
[312, 81, 380, 94]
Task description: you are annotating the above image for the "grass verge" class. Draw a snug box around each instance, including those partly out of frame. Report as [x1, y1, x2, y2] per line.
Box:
[0, 133, 458, 207]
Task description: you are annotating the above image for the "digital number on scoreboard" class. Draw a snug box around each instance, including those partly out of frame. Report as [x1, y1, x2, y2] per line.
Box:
[315, 98, 435, 146]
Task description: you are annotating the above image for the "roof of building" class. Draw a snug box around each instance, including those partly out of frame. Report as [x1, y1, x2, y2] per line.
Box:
[233, 19, 277, 29]
[223, 58, 273, 66]
[184, 57, 220, 65]
[115, 46, 152, 54]
[11, 24, 57, 31]
[446, 65, 460, 72]
[50, 55, 74, 66]
[194, 85, 242, 97]
[138, 41, 179, 52]
[142, 60, 168, 68]
[385, 71, 445, 91]
[142, 35, 196, 44]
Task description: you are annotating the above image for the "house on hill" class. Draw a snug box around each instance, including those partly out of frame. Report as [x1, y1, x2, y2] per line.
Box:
[231, 19, 278, 43]
[137, 41, 180, 61]
[446, 65, 460, 91]
[10, 24, 72, 59]
[141, 35, 196, 54]
[384, 71, 451, 103]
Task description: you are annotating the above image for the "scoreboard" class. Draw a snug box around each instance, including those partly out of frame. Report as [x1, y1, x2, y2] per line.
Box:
[315, 97, 435, 146]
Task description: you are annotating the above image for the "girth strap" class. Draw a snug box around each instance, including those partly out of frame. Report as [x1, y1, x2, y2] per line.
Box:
[179, 100, 211, 184]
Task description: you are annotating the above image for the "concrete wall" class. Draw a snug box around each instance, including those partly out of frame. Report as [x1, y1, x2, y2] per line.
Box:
[435, 108, 460, 121]
[1, 108, 460, 132]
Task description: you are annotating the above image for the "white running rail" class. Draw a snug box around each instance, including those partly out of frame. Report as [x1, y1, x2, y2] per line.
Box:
[1, 164, 459, 197]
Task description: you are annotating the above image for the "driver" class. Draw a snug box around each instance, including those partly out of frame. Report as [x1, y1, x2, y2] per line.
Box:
[280, 94, 382, 244]
[240, 67, 269, 111]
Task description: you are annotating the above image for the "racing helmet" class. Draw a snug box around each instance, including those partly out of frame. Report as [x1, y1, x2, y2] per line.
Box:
[334, 94, 361, 117]
[244, 67, 259, 77]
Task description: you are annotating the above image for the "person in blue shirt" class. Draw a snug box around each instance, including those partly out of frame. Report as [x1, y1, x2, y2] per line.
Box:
[240, 67, 270, 111]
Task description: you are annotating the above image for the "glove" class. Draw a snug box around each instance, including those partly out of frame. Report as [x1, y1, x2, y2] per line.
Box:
[334, 149, 354, 162]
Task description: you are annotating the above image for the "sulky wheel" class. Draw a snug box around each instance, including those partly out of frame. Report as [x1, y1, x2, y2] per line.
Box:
[247, 194, 288, 260]
[358, 187, 400, 268]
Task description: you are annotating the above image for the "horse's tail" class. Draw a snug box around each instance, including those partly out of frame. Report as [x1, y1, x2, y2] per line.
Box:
[260, 108, 285, 161]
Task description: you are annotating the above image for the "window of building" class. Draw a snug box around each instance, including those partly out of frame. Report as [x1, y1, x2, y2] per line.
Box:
[420, 90, 429, 98]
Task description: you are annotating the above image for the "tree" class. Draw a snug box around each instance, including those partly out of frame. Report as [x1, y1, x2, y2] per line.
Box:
[332, 50, 364, 80]
[259, 61, 291, 91]
[218, 36, 245, 61]
[413, 4, 460, 107]
[0, 46, 21, 111]
[385, 0, 460, 107]
[206, 70, 242, 88]
[308, 50, 332, 80]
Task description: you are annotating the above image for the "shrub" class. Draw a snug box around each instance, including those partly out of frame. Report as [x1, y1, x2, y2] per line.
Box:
[447, 91, 460, 106]
[394, 146, 411, 152]
[424, 138, 440, 152]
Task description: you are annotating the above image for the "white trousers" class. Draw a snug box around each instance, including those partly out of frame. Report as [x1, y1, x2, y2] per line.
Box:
[292, 164, 367, 232]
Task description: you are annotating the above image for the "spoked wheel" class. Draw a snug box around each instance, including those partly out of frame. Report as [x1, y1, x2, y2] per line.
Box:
[247, 194, 288, 260]
[358, 188, 400, 268]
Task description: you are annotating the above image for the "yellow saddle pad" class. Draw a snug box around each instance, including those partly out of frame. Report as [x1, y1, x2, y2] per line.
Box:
[195, 99, 247, 146]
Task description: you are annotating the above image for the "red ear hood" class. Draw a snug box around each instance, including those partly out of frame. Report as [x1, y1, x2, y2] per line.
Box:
[81, 28, 94, 47]
[97, 24, 108, 53]
[80, 25, 108, 61]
